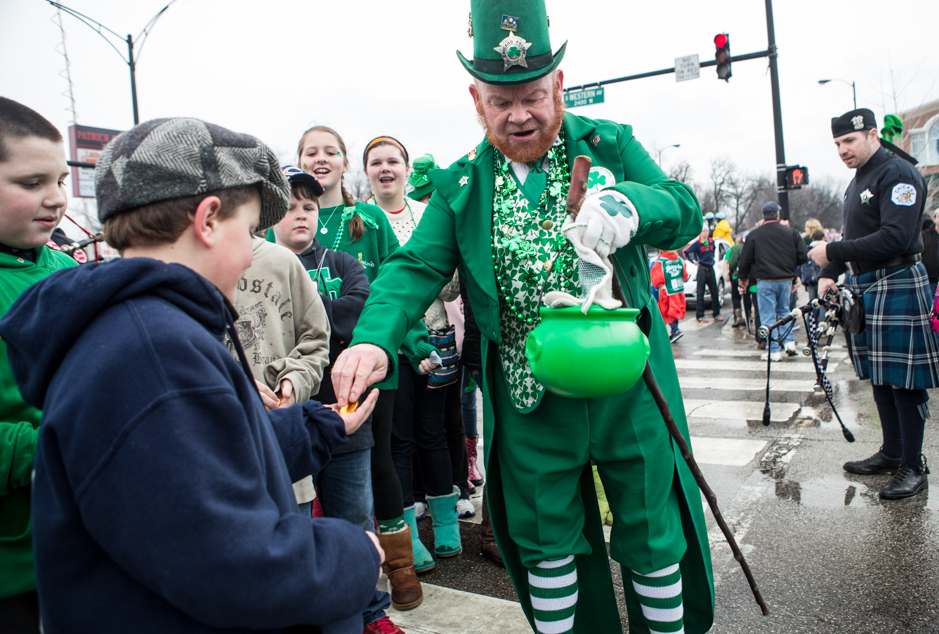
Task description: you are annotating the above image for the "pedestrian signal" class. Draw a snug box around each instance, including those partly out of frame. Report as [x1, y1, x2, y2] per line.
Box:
[785, 166, 809, 190]
[714, 33, 731, 81]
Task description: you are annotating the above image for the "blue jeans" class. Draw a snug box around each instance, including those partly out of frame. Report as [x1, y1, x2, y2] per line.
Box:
[757, 279, 796, 353]
[461, 367, 478, 438]
[314, 449, 390, 628]
[314, 448, 373, 531]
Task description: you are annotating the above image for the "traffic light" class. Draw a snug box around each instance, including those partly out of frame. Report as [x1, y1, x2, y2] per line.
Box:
[714, 33, 731, 81]
[785, 165, 809, 190]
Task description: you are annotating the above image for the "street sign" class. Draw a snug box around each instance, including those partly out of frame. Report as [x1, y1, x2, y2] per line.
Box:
[675, 54, 700, 82]
[564, 87, 605, 108]
[68, 125, 123, 198]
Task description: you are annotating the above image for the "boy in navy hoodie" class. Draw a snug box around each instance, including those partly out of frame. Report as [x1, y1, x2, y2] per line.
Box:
[0, 118, 382, 634]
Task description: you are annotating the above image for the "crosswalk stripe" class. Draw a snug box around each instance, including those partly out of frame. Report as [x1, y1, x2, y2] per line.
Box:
[679, 377, 814, 392]
[683, 399, 799, 422]
[689, 436, 769, 466]
[675, 359, 822, 374]
[691, 348, 847, 359]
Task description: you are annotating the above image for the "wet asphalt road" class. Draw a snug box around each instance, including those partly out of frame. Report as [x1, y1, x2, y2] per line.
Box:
[406, 298, 939, 634]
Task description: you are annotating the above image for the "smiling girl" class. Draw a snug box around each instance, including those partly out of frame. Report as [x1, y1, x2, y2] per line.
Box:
[364, 136, 464, 567]
[295, 127, 434, 620]
[296, 126, 395, 283]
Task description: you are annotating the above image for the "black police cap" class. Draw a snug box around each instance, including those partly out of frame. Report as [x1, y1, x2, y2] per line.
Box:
[831, 108, 877, 139]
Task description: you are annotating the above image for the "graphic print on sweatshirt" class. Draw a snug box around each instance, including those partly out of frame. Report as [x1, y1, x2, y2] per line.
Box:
[311, 266, 343, 300]
[229, 275, 297, 366]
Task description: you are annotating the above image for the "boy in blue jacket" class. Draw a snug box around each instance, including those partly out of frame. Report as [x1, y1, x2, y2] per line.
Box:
[0, 118, 382, 634]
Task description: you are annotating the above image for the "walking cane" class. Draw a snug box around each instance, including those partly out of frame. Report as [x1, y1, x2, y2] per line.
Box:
[566, 156, 770, 616]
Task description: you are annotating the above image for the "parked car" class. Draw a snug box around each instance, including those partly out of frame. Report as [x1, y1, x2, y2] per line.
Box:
[681, 237, 732, 310]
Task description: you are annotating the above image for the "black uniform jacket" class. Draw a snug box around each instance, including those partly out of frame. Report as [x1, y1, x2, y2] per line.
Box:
[821, 147, 927, 280]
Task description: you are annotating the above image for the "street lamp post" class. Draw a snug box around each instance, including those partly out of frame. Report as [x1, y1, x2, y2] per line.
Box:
[47, 1, 177, 125]
[818, 79, 857, 110]
[656, 144, 681, 167]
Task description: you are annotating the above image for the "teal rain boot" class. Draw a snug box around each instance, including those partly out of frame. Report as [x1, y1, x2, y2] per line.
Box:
[426, 486, 463, 557]
[404, 504, 435, 573]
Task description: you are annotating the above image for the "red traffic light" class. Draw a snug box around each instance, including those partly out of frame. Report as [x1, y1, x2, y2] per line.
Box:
[714, 33, 731, 81]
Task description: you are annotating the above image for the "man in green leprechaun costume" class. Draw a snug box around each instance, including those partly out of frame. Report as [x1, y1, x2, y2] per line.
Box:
[332, 2, 714, 632]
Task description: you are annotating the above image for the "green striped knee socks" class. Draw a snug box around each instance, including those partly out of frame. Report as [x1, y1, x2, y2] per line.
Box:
[630, 564, 684, 634]
[528, 556, 578, 634]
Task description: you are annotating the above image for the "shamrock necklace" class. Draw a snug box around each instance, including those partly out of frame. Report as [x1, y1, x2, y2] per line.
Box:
[491, 131, 579, 326]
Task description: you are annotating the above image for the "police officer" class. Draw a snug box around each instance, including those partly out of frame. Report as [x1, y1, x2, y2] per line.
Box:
[809, 108, 936, 500]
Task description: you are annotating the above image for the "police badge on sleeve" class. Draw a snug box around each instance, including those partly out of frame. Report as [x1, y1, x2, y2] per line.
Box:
[891, 183, 917, 207]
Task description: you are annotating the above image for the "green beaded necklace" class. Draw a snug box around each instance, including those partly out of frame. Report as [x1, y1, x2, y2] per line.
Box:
[491, 132, 579, 326]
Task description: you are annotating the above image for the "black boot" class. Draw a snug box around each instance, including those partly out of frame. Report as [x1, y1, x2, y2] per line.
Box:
[879, 458, 929, 500]
[843, 451, 901, 475]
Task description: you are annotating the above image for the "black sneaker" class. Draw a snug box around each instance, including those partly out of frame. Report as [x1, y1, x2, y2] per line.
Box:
[879, 460, 929, 500]
[669, 331, 684, 343]
[843, 451, 901, 475]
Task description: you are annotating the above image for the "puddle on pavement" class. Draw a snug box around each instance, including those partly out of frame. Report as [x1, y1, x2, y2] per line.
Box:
[753, 471, 936, 510]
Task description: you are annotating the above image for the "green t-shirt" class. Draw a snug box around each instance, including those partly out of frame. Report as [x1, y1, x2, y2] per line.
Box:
[0, 246, 78, 596]
[316, 201, 399, 283]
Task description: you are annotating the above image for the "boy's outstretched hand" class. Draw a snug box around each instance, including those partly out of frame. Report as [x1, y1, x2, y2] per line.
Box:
[331, 344, 388, 406]
[327, 388, 379, 437]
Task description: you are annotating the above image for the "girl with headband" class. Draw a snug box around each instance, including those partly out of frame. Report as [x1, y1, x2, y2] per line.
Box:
[363, 136, 466, 579]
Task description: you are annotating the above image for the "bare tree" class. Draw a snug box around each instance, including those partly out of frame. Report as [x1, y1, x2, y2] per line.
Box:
[667, 160, 694, 186]
[727, 175, 773, 235]
[344, 167, 372, 202]
[698, 158, 735, 218]
[788, 179, 845, 231]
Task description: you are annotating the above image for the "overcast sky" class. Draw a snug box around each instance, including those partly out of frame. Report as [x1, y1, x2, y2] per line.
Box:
[3, 0, 937, 226]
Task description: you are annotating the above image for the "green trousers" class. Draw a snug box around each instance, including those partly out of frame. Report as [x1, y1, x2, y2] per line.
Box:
[492, 362, 687, 573]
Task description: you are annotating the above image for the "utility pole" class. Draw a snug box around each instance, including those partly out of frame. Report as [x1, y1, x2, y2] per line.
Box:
[127, 34, 139, 125]
[563, 2, 798, 219]
[764, 0, 789, 219]
[48, 1, 176, 125]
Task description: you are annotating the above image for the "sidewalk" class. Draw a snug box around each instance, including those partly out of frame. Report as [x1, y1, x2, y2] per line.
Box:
[388, 584, 530, 634]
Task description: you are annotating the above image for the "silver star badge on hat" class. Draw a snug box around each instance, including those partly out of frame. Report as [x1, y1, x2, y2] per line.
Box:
[494, 31, 532, 71]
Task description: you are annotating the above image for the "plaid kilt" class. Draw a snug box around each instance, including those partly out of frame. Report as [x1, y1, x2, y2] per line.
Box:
[845, 262, 939, 389]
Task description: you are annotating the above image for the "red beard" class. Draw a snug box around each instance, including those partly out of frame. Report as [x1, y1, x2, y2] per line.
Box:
[476, 87, 565, 163]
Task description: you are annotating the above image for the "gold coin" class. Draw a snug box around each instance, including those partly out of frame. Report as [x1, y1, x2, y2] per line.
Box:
[340, 402, 359, 415]
[542, 219, 554, 230]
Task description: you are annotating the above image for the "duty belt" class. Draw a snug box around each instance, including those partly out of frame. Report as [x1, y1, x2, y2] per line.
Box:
[847, 254, 920, 276]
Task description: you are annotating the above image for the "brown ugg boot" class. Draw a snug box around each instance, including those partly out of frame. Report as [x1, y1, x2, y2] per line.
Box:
[480, 489, 503, 567]
[378, 526, 423, 610]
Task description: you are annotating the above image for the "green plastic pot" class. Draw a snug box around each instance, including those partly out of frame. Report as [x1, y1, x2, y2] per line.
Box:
[525, 305, 650, 399]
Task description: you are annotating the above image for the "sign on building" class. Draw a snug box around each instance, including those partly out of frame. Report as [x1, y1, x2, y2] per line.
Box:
[68, 125, 123, 198]
[675, 54, 700, 83]
[564, 87, 605, 109]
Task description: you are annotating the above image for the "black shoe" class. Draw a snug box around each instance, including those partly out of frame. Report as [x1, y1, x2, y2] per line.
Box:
[669, 331, 684, 343]
[843, 451, 901, 475]
[879, 463, 929, 500]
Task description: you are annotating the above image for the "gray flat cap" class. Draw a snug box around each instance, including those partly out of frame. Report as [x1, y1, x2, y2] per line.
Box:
[95, 118, 289, 230]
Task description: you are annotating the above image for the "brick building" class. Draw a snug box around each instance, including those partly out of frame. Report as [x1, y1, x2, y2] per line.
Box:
[898, 99, 939, 214]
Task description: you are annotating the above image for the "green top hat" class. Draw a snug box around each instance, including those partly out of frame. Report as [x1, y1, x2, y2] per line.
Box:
[458, 0, 567, 86]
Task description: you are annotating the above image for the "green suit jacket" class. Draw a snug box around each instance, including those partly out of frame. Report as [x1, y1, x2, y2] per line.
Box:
[351, 113, 714, 633]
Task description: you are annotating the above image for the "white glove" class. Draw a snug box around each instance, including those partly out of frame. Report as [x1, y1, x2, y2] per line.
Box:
[563, 190, 639, 258]
[548, 191, 638, 313]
